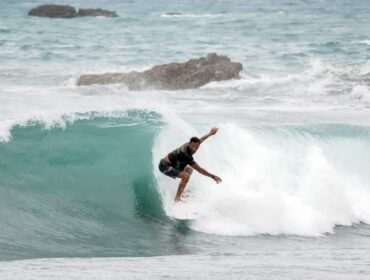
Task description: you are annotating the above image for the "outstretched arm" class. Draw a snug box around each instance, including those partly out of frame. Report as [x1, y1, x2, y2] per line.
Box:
[191, 163, 222, 184]
[199, 127, 219, 143]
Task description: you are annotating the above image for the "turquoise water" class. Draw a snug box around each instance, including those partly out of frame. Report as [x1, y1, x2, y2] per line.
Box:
[2, 117, 370, 262]
[0, 112, 169, 260]
[1, 0, 370, 279]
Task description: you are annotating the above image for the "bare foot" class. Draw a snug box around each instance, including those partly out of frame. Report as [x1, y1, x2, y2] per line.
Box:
[175, 196, 187, 203]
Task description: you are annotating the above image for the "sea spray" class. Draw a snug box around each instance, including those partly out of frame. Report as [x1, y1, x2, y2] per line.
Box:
[155, 123, 370, 236]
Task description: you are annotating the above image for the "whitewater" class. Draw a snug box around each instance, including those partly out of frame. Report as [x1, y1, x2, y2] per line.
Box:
[1, 0, 370, 279]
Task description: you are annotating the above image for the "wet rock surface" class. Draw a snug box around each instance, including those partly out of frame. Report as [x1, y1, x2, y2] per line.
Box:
[77, 53, 243, 90]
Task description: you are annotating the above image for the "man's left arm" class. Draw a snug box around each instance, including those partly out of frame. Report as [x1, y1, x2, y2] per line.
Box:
[191, 163, 222, 184]
[199, 127, 219, 143]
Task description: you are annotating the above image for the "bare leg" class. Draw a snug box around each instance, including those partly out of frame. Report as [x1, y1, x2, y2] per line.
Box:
[175, 166, 193, 202]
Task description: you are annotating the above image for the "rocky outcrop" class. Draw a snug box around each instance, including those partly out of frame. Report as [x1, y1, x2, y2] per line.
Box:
[28, 5, 77, 18]
[77, 53, 243, 90]
[77, 9, 118, 17]
[28, 5, 118, 18]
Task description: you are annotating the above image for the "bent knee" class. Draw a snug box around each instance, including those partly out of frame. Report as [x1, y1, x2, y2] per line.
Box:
[185, 166, 193, 175]
[179, 172, 190, 181]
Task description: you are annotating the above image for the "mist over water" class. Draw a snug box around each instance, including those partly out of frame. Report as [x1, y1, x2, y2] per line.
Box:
[1, 0, 370, 279]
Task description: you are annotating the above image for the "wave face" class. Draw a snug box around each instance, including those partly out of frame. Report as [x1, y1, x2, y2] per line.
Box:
[0, 111, 174, 260]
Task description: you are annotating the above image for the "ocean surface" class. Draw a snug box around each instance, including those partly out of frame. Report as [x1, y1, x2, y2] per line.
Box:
[1, 0, 370, 279]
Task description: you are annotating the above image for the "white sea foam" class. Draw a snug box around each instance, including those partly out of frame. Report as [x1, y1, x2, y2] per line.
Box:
[154, 122, 370, 236]
[354, 40, 370, 46]
[350, 85, 370, 102]
[204, 58, 333, 93]
[359, 60, 370, 75]
[203, 59, 370, 110]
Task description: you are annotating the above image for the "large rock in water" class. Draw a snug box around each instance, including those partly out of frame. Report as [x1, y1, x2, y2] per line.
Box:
[78, 9, 118, 17]
[77, 53, 243, 90]
[28, 5, 77, 18]
[28, 5, 118, 18]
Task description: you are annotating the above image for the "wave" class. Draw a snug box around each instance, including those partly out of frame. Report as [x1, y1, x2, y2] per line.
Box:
[0, 84, 169, 142]
[1, 110, 370, 260]
[154, 122, 370, 236]
[202, 59, 370, 106]
[0, 111, 170, 261]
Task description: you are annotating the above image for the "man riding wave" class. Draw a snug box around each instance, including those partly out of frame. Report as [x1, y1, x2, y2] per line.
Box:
[158, 127, 222, 202]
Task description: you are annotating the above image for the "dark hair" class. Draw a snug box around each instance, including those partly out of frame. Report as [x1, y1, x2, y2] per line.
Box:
[190, 137, 200, 143]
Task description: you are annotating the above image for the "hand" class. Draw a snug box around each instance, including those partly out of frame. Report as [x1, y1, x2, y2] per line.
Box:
[212, 175, 222, 184]
[209, 127, 219, 136]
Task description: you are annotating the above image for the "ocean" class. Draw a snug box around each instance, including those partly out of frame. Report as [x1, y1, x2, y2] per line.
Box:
[1, 0, 370, 279]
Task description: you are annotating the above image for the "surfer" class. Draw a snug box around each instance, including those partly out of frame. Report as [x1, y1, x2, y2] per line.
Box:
[159, 127, 222, 202]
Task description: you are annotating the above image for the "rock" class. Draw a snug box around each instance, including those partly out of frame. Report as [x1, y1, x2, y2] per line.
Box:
[28, 5, 119, 18]
[77, 9, 118, 17]
[77, 53, 243, 90]
[28, 5, 77, 18]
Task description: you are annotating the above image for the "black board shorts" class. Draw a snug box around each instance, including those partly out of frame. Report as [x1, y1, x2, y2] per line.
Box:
[158, 159, 180, 179]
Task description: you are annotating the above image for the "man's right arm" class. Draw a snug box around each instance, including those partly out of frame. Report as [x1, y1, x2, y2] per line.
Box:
[191, 163, 222, 184]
